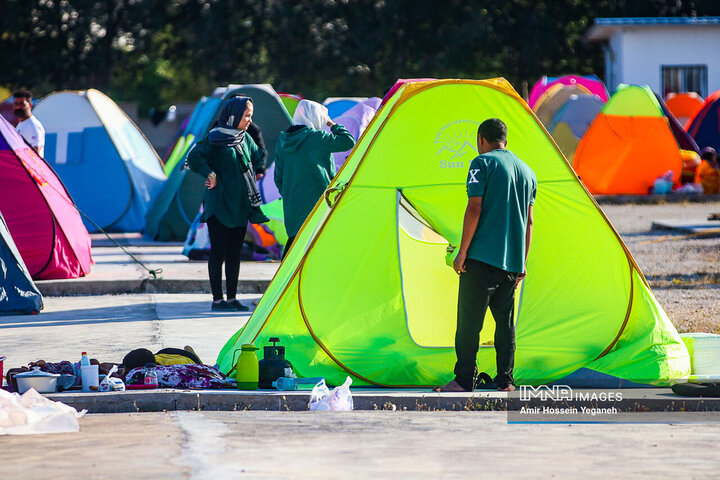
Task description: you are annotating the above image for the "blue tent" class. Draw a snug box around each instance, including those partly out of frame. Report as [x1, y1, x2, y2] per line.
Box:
[323, 97, 367, 119]
[688, 91, 720, 151]
[548, 94, 605, 138]
[34, 89, 166, 233]
[0, 210, 43, 315]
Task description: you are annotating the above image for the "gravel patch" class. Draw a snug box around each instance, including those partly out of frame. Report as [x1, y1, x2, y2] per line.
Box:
[599, 202, 720, 333]
[653, 286, 720, 334]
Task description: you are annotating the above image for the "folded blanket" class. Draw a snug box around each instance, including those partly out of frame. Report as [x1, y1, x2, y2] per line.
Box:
[125, 364, 224, 389]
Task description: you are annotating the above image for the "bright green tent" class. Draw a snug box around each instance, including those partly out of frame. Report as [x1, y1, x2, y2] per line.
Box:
[218, 79, 689, 387]
[280, 94, 302, 117]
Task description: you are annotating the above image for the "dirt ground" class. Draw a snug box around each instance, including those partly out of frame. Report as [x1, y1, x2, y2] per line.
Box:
[602, 201, 720, 333]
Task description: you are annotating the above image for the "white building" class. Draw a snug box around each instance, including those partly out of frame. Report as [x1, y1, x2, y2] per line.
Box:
[586, 17, 720, 97]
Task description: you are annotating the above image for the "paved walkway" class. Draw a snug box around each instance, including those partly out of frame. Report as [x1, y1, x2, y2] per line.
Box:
[4, 411, 720, 480]
[35, 234, 279, 295]
[0, 293, 254, 367]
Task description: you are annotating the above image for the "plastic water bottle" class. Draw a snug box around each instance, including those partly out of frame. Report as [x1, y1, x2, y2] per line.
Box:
[80, 352, 90, 367]
[144, 363, 158, 388]
[272, 377, 324, 391]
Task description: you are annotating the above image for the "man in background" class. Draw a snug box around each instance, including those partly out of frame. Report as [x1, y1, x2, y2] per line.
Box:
[14, 89, 45, 157]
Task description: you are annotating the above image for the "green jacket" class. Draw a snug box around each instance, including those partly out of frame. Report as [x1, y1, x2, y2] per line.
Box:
[187, 135, 264, 228]
[274, 124, 355, 237]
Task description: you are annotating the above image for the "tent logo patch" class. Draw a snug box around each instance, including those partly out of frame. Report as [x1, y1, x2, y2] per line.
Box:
[435, 119, 480, 164]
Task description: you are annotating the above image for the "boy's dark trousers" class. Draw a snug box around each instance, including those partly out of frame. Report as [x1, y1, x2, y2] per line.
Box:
[453, 258, 519, 390]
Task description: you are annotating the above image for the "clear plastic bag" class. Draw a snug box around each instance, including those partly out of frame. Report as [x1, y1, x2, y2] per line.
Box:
[308, 377, 353, 411]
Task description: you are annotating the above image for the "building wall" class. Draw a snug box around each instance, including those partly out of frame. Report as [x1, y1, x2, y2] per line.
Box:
[606, 25, 720, 95]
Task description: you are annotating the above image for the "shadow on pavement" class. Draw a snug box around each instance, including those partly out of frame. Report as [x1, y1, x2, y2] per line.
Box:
[0, 301, 253, 329]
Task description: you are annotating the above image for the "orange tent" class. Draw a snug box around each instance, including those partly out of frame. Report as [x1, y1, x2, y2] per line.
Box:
[665, 92, 704, 128]
[573, 85, 682, 195]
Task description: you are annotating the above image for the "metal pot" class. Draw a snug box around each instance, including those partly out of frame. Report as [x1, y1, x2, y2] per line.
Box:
[14, 367, 59, 394]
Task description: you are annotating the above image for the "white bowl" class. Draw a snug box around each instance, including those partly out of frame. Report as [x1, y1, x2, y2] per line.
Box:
[15, 367, 59, 394]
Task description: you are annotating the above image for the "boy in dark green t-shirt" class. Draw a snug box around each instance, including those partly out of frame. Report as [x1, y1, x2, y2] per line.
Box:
[440, 118, 537, 392]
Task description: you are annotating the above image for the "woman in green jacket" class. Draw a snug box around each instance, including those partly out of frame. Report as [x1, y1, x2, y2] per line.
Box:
[187, 97, 266, 311]
[274, 99, 355, 258]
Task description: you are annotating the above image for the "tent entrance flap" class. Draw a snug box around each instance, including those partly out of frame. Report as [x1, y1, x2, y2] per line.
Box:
[397, 190, 503, 348]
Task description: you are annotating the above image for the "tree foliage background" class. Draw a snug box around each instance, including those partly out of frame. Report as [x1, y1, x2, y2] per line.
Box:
[2, 0, 720, 114]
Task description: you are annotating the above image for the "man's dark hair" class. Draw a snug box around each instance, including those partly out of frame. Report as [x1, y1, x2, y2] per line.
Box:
[477, 118, 507, 143]
[121, 348, 155, 372]
[13, 90, 32, 100]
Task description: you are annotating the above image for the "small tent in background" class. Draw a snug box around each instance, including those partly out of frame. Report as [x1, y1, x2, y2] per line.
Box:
[654, 93, 700, 153]
[528, 75, 609, 110]
[161, 114, 192, 171]
[573, 84, 682, 195]
[547, 94, 604, 161]
[323, 97, 368, 118]
[33, 90, 166, 233]
[145, 84, 291, 241]
[144, 95, 223, 241]
[163, 96, 223, 176]
[329, 97, 381, 170]
[217, 79, 689, 388]
[279, 93, 303, 117]
[665, 92, 704, 127]
[0, 211, 43, 315]
[381, 78, 436, 106]
[0, 116, 92, 279]
[687, 90, 720, 151]
[533, 84, 592, 127]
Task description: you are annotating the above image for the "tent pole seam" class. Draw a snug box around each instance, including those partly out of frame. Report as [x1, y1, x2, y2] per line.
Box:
[594, 259, 635, 361]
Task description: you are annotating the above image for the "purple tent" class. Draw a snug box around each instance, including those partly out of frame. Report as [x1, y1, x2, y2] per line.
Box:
[329, 97, 381, 171]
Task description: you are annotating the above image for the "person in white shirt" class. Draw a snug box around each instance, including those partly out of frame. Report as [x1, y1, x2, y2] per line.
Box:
[14, 89, 45, 157]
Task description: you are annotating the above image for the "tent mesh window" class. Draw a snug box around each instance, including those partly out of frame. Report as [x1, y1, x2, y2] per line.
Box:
[396, 191, 499, 348]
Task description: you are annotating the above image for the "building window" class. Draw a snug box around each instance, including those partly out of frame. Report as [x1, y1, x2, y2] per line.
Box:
[661, 65, 707, 98]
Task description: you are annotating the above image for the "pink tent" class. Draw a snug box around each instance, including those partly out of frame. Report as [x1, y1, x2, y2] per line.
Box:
[330, 97, 381, 170]
[0, 116, 92, 279]
[380, 78, 436, 106]
[528, 75, 609, 110]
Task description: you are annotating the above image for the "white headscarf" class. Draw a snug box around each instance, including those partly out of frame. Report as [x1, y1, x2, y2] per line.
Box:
[292, 99, 330, 131]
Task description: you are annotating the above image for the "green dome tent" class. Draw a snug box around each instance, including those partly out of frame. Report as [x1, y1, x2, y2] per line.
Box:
[145, 84, 291, 241]
[218, 79, 689, 387]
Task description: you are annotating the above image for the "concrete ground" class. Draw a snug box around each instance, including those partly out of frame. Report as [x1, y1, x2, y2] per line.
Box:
[34, 237, 279, 295]
[4, 411, 720, 480]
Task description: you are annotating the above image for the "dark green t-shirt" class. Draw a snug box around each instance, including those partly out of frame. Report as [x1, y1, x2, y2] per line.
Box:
[466, 149, 537, 273]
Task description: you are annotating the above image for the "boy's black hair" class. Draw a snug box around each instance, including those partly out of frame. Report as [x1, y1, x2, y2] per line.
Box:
[701, 147, 716, 161]
[477, 118, 507, 143]
[121, 348, 155, 372]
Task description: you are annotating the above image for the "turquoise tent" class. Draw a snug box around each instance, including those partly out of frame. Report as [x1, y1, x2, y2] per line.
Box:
[0, 210, 43, 315]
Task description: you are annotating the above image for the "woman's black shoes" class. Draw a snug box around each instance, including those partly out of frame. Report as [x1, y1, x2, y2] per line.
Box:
[227, 299, 250, 311]
[211, 300, 234, 312]
[211, 300, 250, 312]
